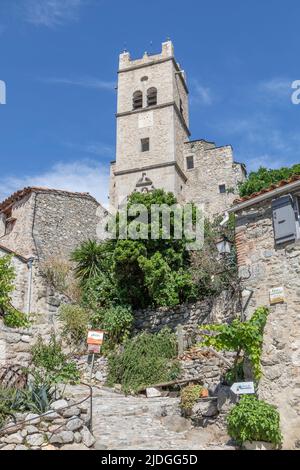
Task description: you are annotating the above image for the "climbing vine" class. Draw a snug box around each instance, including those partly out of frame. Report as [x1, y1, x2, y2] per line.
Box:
[0, 255, 30, 328]
[199, 306, 269, 380]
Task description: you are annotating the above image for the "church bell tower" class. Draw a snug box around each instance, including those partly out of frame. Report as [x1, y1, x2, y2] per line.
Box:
[109, 40, 190, 207]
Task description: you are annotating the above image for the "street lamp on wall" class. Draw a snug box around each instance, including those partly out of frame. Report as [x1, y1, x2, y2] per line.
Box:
[215, 236, 233, 255]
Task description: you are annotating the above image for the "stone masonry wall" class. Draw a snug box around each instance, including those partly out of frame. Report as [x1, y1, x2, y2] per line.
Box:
[0, 320, 54, 369]
[33, 192, 101, 261]
[184, 141, 246, 218]
[134, 290, 240, 347]
[0, 193, 36, 258]
[235, 200, 300, 449]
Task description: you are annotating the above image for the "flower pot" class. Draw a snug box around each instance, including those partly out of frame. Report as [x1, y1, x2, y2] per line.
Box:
[243, 440, 277, 450]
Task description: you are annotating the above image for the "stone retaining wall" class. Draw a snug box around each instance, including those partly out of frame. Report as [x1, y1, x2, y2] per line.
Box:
[0, 398, 95, 451]
[179, 351, 235, 390]
[0, 321, 54, 368]
[134, 290, 240, 346]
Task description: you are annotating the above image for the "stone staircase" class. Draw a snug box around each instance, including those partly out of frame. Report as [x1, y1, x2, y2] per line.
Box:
[66, 385, 235, 450]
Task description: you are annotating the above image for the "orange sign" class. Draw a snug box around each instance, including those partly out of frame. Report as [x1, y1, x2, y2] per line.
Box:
[87, 330, 104, 345]
[88, 343, 101, 354]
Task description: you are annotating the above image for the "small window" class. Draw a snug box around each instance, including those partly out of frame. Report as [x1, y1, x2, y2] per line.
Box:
[186, 156, 194, 170]
[133, 90, 143, 109]
[147, 87, 157, 106]
[179, 99, 183, 115]
[5, 217, 16, 235]
[141, 138, 150, 152]
[219, 184, 226, 194]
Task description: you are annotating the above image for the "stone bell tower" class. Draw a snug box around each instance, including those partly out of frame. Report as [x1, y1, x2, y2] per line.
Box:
[109, 40, 190, 207]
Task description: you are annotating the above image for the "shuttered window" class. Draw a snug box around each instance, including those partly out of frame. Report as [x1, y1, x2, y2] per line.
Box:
[272, 195, 297, 245]
[133, 91, 143, 110]
[147, 87, 157, 106]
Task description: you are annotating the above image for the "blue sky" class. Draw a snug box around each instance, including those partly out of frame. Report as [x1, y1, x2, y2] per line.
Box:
[0, 0, 300, 205]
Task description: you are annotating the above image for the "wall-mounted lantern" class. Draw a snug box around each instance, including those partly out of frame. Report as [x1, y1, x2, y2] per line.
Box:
[215, 235, 233, 255]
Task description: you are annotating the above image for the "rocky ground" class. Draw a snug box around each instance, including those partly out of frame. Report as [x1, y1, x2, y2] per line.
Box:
[66, 385, 236, 450]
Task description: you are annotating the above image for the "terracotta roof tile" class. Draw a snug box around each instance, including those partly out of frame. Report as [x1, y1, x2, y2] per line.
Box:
[0, 244, 30, 262]
[233, 174, 300, 204]
[0, 187, 99, 212]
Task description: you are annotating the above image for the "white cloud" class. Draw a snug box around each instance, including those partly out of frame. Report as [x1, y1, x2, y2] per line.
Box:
[257, 78, 293, 104]
[245, 154, 288, 172]
[190, 79, 213, 106]
[0, 160, 109, 206]
[40, 76, 115, 91]
[63, 141, 114, 156]
[259, 78, 291, 95]
[25, 0, 86, 27]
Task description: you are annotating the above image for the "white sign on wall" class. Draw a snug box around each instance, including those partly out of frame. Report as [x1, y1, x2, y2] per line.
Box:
[269, 286, 285, 305]
[138, 111, 153, 129]
[230, 382, 255, 395]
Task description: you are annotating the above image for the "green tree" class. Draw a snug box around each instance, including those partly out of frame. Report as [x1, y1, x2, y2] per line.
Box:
[239, 164, 300, 198]
[73, 190, 198, 309]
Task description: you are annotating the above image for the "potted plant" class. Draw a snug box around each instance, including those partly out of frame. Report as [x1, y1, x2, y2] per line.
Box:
[227, 395, 282, 450]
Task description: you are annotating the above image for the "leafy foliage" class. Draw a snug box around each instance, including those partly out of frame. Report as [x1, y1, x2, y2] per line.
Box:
[190, 215, 237, 299]
[199, 306, 269, 380]
[72, 190, 216, 309]
[227, 395, 282, 445]
[31, 333, 80, 385]
[224, 358, 245, 385]
[0, 255, 15, 314]
[3, 308, 31, 328]
[239, 164, 300, 198]
[58, 304, 89, 345]
[107, 328, 180, 393]
[72, 240, 114, 286]
[180, 384, 204, 411]
[0, 255, 30, 328]
[91, 304, 133, 347]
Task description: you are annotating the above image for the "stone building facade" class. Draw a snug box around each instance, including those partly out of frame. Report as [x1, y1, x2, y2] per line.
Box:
[0, 187, 103, 320]
[229, 175, 300, 449]
[109, 40, 246, 217]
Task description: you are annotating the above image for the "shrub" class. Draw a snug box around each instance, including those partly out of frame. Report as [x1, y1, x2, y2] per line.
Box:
[107, 328, 180, 393]
[199, 306, 269, 380]
[0, 255, 30, 328]
[58, 304, 89, 345]
[3, 308, 31, 329]
[72, 240, 114, 286]
[180, 384, 204, 411]
[91, 304, 133, 346]
[227, 395, 282, 446]
[31, 334, 80, 385]
[82, 272, 121, 310]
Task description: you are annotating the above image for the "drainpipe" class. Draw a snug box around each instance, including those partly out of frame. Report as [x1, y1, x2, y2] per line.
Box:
[26, 257, 34, 316]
